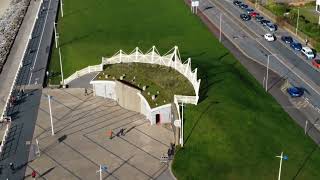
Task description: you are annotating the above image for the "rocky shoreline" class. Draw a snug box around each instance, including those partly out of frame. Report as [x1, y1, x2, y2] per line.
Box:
[0, 0, 31, 73]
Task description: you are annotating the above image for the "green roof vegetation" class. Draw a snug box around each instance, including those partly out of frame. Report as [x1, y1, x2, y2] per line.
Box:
[95, 63, 195, 108]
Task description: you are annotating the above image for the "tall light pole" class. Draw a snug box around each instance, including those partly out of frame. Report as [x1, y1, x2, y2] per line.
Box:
[180, 102, 184, 147]
[219, 13, 222, 42]
[58, 48, 64, 85]
[53, 22, 59, 48]
[276, 152, 288, 180]
[305, 120, 308, 135]
[96, 165, 108, 180]
[60, 0, 64, 17]
[295, 7, 300, 35]
[265, 54, 277, 92]
[47, 95, 55, 136]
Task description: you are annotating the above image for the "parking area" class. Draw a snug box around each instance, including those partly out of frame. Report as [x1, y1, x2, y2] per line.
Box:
[24, 88, 175, 180]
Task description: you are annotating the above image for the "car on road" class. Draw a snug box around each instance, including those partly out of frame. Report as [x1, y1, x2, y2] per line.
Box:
[312, 58, 320, 68]
[264, 33, 275, 42]
[255, 16, 264, 22]
[233, 0, 242, 6]
[266, 23, 277, 31]
[260, 19, 271, 26]
[240, 4, 248, 9]
[290, 42, 302, 51]
[249, 12, 259, 18]
[287, 86, 304, 97]
[312, 58, 320, 69]
[281, 36, 293, 44]
[240, 14, 251, 21]
[301, 47, 315, 59]
[245, 8, 254, 14]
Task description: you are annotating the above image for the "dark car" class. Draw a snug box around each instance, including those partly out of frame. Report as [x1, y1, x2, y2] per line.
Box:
[233, 0, 242, 6]
[240, 4, 248, 9]
[240, 14, 251, 21]
[260, 19, 271, 26]
[290, 42, 302, 51]
[255, 16, 264, 22]
[281, 36, 293, 44]
[287, 87, 304, 97]
[245, 8, 254, 14]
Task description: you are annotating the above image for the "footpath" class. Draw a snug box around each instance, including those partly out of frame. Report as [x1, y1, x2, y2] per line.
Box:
[0, 0, 41, 115]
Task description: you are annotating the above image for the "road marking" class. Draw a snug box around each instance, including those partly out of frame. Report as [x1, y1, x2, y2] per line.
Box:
[29, 0, 52, 85]
[204, 0, 320, 97]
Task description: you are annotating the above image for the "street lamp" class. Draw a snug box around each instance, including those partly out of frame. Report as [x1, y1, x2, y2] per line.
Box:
[265, 54, 277, 92]
[295, 7, 300, 35]
[42, 94, 55, 135]
[180, 102, 184, 147]
[58, 47, 64, 85]
[96, 165, 108, 180]
[60, 0, 64, 17]
[276, 152, 288, 180]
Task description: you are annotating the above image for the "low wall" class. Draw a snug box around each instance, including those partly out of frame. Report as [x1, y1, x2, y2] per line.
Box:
[91, 80, 173, 125]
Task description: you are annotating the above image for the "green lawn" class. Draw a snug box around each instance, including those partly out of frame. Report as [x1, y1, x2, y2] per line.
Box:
[49, 0, 320, 179]
[95, 63, 195, 108]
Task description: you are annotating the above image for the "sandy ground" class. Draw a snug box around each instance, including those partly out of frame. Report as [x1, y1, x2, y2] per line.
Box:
[0, 0, 11, 17]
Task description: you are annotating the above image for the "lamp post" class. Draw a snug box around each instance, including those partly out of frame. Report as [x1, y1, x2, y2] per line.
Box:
[47, 95, 55, 136]
[219, 13, 222, 42]
[276, 152, 288, 180]
[265, 54, 277, 92]
[96, 165, 108, 180]
[58, 48, 64, 85]
[180, 102, 184, 147]
[295, 7, 300, 35]
[60, 0, 64, 17]
[53, 22, 59, 48]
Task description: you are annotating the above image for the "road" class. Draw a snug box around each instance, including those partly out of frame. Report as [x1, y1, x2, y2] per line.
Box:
[197, 0, 320, 110]
[0, 0, 59, 179]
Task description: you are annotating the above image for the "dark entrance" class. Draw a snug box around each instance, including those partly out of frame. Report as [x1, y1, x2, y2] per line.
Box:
[156, 114, 160, 124]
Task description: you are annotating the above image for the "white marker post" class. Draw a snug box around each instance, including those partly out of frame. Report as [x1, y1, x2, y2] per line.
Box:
[48, 95, 54, 136]
[60, 0, 64, 17]
[305, 120, 308, 135]
[96, 165, 108, 180]
[58, 48, 64, 85]
[276, 152, 288, 180]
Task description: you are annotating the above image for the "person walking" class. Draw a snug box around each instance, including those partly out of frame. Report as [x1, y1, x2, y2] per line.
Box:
[120, 128, 125, 136]
[84, 88, 88, 96]
[107, 130, 113, 139]
[31, 170, 37, 178]
[9, 162, 14, 171]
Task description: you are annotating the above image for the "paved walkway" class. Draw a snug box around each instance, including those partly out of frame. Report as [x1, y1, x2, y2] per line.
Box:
[24, 88, 175, 180]
[0, 0, 41, 114]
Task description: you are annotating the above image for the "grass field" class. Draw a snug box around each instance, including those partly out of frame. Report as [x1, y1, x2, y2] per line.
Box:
[49, 0, 320, 179]
[95, 63, 195, 107]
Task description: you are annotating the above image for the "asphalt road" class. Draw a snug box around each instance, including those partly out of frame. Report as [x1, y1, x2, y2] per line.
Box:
[0, 0, 58, 179]
[198, 0, 320, 109]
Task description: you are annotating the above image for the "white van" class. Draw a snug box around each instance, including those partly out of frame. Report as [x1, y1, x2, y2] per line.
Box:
[301, 47, 314, 59]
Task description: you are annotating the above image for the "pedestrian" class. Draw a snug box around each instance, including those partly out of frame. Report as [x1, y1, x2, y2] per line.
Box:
[305, 39, 309, 46]
[120, 128, 125, 136]
[84, 88, 88, 96]
[107, 130, 113, 139]
[31, 170, 37, 178]
[167, 148, 171, 159]
[9, 162, 14, 171]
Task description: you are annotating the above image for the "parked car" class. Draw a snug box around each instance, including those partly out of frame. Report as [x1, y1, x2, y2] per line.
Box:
[265, 23, 276, 31]
[301, 47, 315, 59]
[245, 8, 254, 14]
[255, 16, 264, 22]
[260, 19, 271, 26]
[281, 36, 293, 44]
[240, 14, 251, 21]
[249, 12, 259, 18]
[287, 86, 304, 97]
[264, 33, 275, 42]
[312, 58, 320, 68]
[240, 4, 248, 9]
[290, 42, 302, 51]
[233, 0, 242, 6]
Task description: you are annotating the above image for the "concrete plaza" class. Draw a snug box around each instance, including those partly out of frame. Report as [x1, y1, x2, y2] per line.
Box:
[24, 88, 175, 180]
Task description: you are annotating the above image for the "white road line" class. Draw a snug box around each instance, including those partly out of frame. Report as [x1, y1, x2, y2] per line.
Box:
[204, 0, 320, 96]
[29, 0, 52, 85]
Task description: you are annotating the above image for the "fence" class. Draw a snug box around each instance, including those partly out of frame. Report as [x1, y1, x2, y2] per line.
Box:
[64, 46, 201, 103]
[0, 123, 11, 154]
